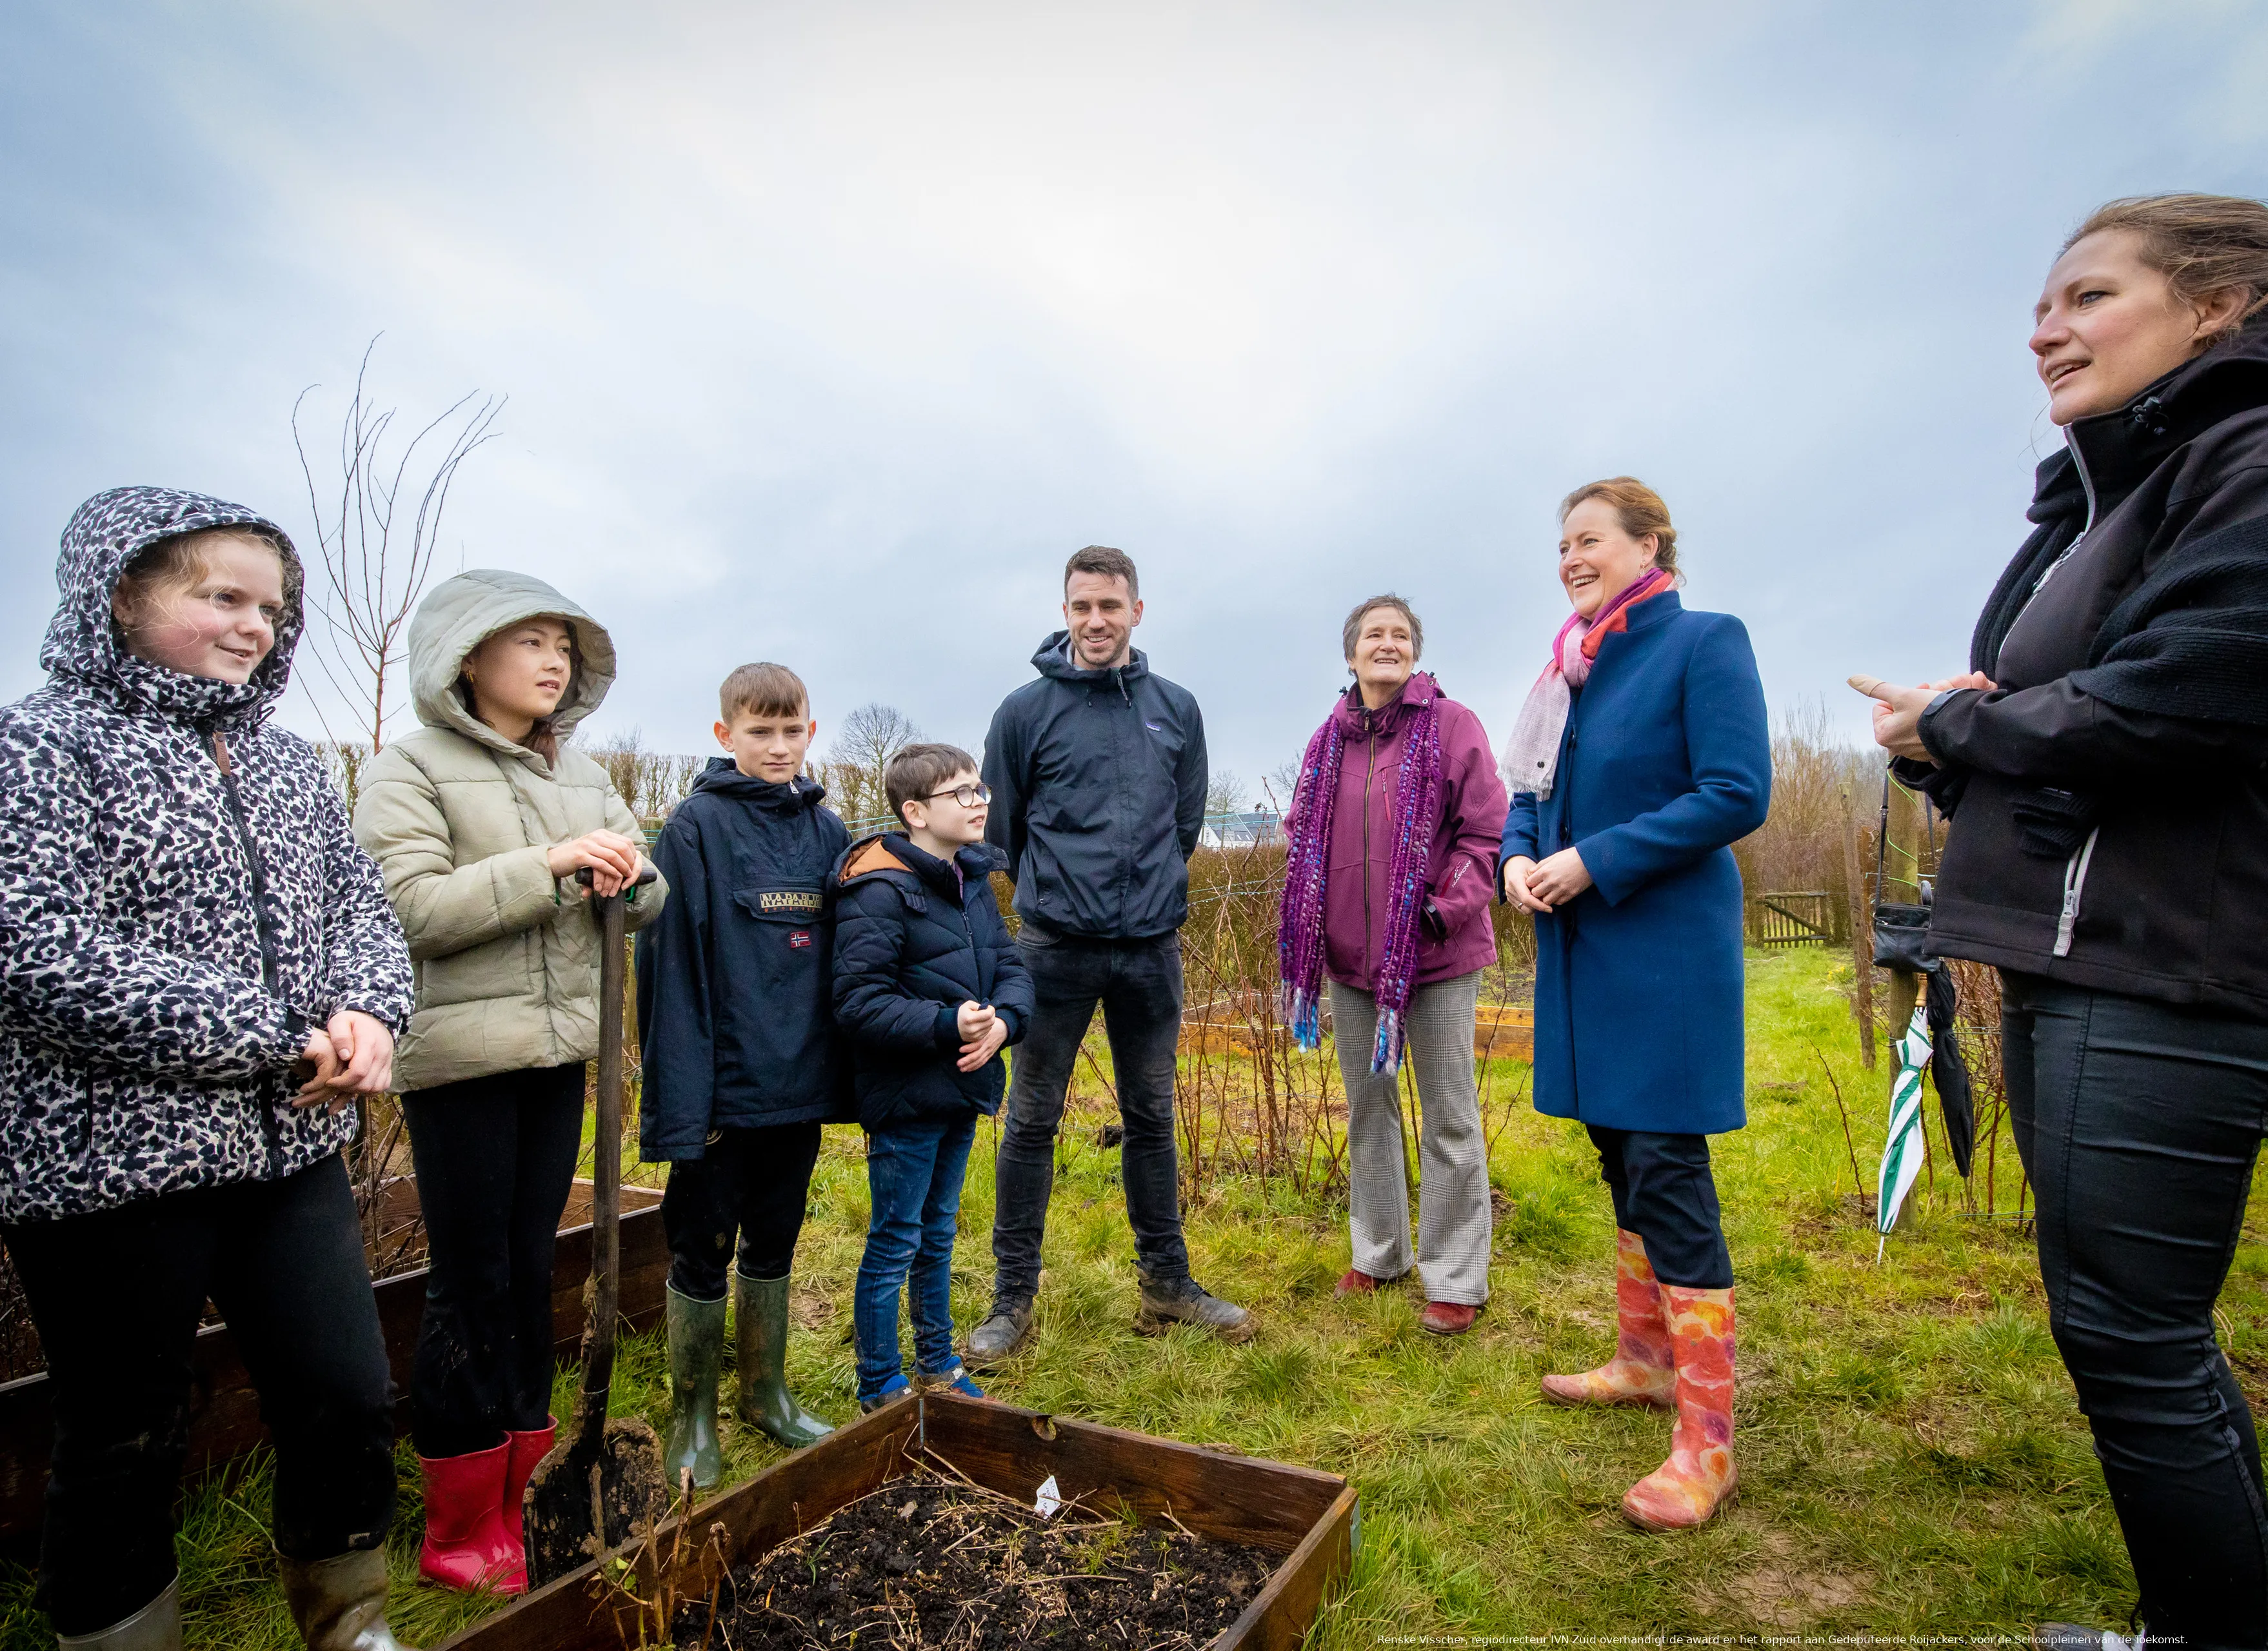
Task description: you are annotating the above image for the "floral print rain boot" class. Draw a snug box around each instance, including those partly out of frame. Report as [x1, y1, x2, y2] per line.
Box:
[1622, 1284, 1736, 1531]
[1540, 1230, 1675, 1409]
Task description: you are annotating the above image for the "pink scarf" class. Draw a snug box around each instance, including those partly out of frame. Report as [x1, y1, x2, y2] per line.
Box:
[1498, 567, 1675, 797]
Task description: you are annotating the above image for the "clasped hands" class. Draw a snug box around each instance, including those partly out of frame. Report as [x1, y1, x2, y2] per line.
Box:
[293, 1009, 397, 1112]
[955, 1001, 1008, 1073]
[1846, 671, 1997, 762]
[1501, 848, 1593, 913]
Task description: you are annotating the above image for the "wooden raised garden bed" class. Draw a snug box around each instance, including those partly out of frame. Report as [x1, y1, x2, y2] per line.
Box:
[0, 1178, 666, 1544]
[436, 1390, 1358, 1651]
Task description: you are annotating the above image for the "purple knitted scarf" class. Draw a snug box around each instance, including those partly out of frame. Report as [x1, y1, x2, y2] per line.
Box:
[1278, 672, 1446, 1073]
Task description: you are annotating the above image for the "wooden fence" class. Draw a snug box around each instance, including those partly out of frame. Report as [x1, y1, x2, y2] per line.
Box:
[1749, 889, 1836, 948]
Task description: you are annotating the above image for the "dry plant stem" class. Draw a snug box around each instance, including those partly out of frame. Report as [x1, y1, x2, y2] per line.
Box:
[1812, 1042, 1867, 1203]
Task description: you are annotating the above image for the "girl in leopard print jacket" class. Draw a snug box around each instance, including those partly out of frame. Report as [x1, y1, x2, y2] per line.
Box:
[0, 487, 417, 1646]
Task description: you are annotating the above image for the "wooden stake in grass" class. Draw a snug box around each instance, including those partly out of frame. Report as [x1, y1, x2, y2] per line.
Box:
[1840, 786, 1876, 1071]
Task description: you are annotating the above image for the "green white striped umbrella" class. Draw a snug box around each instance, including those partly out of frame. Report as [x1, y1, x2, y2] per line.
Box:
[1877, 1001, 1931, 1258]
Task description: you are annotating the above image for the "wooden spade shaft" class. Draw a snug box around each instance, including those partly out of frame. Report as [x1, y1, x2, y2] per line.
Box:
[575, 880, 628, 1452]
[523, 869, 668, 1588]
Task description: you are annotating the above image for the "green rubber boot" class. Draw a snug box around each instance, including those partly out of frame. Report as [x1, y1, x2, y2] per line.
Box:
[733, 1269, 834, 1450]
[664, 1283, 728, 1494]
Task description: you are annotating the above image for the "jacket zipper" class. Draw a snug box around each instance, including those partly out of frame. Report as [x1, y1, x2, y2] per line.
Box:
[2053, 826, 2100, 959]
[2031, 427, 2102, 598]
[209, 727, 287, 1177]
[2042, 429, 2104, 958]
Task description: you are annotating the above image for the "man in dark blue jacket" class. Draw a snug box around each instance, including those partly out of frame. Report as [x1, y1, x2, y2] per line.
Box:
[635, 662, 846, 1488]
[970, 545, 1253, 1363]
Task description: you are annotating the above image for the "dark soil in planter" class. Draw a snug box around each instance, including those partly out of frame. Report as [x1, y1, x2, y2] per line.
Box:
[670, 1467, 1279, 1648]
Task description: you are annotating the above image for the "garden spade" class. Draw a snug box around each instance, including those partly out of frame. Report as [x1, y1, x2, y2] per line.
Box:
[523, 864, 669, 1588]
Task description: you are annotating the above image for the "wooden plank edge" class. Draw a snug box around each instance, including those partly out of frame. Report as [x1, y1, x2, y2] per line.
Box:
[430, 1398, 921, 1651]
[917, 1390, 1348, 1546]
[1217, 1483, 1360, 1651]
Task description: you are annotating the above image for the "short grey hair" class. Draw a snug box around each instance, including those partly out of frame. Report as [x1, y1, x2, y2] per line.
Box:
[1341, 594, 1422, 663]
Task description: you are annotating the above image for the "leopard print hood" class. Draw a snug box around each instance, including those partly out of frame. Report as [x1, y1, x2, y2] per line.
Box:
[0, 487, 412, 1221]
[40, 484, 306, 731]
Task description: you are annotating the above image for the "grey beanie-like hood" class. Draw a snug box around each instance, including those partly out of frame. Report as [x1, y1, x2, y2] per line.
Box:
[40, 486, 304, 728]
[406, 568, 617, 757]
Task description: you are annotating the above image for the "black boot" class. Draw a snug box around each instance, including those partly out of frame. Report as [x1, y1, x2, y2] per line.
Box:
[964, 1298, 1035, 1369]
[1135, 1270, 1255, 1342]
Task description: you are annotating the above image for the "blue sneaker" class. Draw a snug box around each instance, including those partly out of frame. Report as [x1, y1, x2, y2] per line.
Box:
[859, 1374, 911, 1414]
[916, 1361, 986, 1400]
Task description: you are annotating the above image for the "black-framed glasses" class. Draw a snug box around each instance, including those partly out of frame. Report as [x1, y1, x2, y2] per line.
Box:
[923, 782, 991, 807]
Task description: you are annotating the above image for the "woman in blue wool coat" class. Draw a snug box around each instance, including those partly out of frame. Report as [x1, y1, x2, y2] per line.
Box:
[1500, 477, 1769, 1536]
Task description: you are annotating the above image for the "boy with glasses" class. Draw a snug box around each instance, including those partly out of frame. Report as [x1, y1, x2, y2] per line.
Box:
[830, 744, 1033, 1410]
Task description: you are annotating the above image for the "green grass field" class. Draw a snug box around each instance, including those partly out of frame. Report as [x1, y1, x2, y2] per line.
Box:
[5, 946, 2263, 1645]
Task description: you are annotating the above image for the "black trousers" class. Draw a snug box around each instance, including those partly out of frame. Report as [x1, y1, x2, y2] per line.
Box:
[1584, 1125, 1733, 1289]
[661, 1121, 824, 1299]
[2003, 971, 2268, 1650]
[993, 931, 1189, 1301]
[401, 1063, 585, 1459]
[1, 1155, 395, 1637]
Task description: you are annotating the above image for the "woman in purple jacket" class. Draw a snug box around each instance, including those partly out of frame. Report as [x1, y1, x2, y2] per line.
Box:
[1280, 595, 1509, 1335]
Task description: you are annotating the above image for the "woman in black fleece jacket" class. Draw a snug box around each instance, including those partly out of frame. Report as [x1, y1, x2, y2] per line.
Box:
[1856, 195, 2268, 1651]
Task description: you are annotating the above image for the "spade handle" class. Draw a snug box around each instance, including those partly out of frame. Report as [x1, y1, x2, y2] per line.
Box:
[572, 864, 654, 1453]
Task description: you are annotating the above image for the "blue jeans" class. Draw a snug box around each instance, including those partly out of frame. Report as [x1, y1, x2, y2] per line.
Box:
[855, 1111, 979, 1400]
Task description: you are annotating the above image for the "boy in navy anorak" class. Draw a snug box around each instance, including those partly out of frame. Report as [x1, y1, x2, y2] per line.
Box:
[830, 744, 1033, 1410]
[635, 662, 847, 1487]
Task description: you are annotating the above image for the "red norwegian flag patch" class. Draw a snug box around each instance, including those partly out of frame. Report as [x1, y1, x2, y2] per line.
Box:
[789, 931, 813, 949]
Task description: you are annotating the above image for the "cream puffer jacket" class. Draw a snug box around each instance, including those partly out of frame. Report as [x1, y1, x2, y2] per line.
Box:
[353, 569, 666, 1093]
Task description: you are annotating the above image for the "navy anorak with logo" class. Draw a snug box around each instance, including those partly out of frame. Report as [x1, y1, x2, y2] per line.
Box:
[981, 632, 1208, 940]
[635, 761, 851, 1160]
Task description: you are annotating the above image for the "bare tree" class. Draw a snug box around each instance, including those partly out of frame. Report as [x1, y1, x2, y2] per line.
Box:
[584, 728, 703, 823]
[1263, 760, 1304, 815]
[824, 703, 922, 826]
[1206, 769, 1251, 817]
[292, 340, 502, 1272]
[294, 337, 504, 753]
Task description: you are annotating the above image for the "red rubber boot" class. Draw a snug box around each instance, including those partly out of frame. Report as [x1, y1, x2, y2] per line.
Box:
[417, 1441, 523, 1594]
[501, 1418, 555, 1559]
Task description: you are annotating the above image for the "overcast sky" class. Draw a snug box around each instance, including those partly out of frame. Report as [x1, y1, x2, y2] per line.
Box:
[5, 1, 2265, 793]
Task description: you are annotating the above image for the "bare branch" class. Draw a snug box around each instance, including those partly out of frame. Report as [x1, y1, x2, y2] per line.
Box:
[293, 336, 502, 751]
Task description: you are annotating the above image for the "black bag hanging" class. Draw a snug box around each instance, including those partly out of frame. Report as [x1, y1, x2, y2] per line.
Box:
[1870, 770, 1938, 974]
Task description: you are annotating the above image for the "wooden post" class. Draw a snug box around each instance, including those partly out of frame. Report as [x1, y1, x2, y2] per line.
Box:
[1841, 787, 1876, 1071]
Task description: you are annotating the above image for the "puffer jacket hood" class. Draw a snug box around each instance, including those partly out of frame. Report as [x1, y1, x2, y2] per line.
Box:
[42, 485, 305, 729]
[407, 568, 617, 756]
[354, 571, 665, 1093]
[0, 486, 413, 1221]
